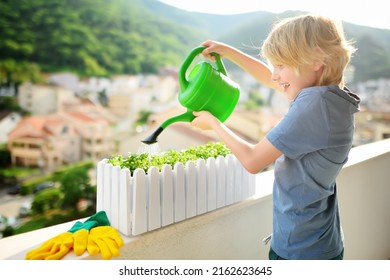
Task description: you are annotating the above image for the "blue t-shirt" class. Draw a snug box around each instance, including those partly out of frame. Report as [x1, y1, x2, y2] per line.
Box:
[266, 85, 360, 259]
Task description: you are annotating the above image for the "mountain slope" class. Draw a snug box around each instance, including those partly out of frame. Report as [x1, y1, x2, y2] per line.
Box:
[146, 1, 390, 82]
[1, 0, 389, 83]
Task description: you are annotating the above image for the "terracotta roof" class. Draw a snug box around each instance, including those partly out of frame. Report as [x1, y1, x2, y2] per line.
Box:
[8, 114, 72, 139]
[66, 110, 96, 123]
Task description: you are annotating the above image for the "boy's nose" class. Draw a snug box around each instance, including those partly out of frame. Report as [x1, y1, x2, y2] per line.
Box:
[271, 71, 279, 81]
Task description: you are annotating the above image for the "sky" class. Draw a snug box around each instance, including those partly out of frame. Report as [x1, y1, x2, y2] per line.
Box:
[159, 0, 390, 30]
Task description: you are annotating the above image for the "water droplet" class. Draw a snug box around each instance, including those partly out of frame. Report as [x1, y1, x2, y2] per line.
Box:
[137, 142, 161, 155]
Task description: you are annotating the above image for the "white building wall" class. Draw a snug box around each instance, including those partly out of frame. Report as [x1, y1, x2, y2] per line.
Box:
[0, 112, 21, 143]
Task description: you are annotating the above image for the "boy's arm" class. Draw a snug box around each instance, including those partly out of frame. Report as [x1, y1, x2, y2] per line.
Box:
[192, 111, 282, 174]
[201, 40, 280, 91]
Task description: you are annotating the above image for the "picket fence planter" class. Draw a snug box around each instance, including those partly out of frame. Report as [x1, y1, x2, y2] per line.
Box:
[96, 154, 256, 236]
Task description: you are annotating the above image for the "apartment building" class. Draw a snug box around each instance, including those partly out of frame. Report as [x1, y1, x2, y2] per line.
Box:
[61, 111, 115, 162]
[7, 114, 81, 170]
[9, 85, 117, 169]
[18, 83, 78, 115]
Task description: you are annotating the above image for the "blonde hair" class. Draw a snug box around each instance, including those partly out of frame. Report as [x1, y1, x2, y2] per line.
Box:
[261, 14, 356, 87]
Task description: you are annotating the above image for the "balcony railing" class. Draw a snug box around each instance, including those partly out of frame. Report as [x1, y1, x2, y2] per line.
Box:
[0, 139, 389, 260]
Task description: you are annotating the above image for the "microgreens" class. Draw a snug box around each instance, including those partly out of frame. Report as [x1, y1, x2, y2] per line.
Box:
[107, 142, 231, 175]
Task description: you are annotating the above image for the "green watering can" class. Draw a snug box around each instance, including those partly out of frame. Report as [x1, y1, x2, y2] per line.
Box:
[142, 46, 240, 144]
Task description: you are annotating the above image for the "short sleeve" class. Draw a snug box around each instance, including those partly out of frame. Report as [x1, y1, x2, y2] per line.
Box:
[266, 92, 330, 159]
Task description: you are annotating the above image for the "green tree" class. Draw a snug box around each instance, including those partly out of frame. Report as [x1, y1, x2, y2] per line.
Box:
[59, 167, 94, 209]
[244, 91, 265, 110]
[0, 96, 20, 111]
[31, 188, 62, 214]
[98, 89, 108, 107]
[0, 0, 198, 81]
[0, 144, 11, 168]
[2, 226, 15, 238]
[135, 109, 152, 127]
[0, 59, 41, 94]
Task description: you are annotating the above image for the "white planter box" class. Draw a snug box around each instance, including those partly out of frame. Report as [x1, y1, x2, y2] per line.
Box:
[96, 154, 256, 236]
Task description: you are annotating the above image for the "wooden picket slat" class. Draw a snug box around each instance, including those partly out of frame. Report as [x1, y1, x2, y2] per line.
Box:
[148, 166, 161, 231]
[103, 163, 113, 222]
[216, 155, 226, 208]
[96, 159, 106, 212]
[173, 163, 185, 223]
[242, 165, 250, 199]
[132, 168, 147, 235]
[161, 164, 174, 226]
[196, 159, 207, 215]
[225, 154, 235, 206]
[110, 165, 121, 229]
[118, 168, 131, 236]
[232, 157, 241, 203]
[206, 157, 217, 211]
[249, 171, 256, 197]
[185, 161, 197, 218]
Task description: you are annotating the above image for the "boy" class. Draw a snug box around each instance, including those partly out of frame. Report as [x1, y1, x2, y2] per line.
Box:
[191, 14, 360, 259]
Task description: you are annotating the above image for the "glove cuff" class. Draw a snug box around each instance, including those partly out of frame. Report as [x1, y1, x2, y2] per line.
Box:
[68, 211, 110, 233]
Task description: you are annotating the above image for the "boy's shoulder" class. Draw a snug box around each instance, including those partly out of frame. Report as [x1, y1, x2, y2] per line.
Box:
[299, 85, 338, 98]
[295, 85, 360, 116]
[298, 85, 359, 105]
[293, 86, 332, 108]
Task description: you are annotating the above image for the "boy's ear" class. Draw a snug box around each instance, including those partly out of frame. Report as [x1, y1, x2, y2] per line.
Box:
[313, 47, 325, 71]
[313, 59, 324, 72]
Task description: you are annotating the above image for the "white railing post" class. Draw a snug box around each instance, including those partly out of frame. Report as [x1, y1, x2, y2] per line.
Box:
[173, 162, 186, 223]
[196, 159, 207, 215]
[147, 166, 161, 231]
[118, 168, 131, 236]
[206, 157, 217, 211]
[161, 164, 174, 227]
[216, 155, 226, 208]
[132, 168, 147, 235]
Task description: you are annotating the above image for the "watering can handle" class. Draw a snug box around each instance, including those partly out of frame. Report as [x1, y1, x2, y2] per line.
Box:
[178, 46, 228, 90]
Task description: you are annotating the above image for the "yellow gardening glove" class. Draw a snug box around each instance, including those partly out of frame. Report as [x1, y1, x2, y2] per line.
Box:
[25, 232, 74, 260]
[87, 226, 124, 260]
[72, 229, 89, 256]
[25, 229, 88, 260]
[25, 211, 112, 260]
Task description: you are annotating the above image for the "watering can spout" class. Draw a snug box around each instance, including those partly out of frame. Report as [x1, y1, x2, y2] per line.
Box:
[141, 126, 164, 144]
[141, 110, 194, 144]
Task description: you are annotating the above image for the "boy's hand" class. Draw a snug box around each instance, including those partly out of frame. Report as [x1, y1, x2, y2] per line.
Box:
[201, 40, 229, 61]
[191, 111, 220, 130]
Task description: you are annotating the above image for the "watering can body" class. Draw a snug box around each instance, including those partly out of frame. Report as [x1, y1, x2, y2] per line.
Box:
[142, 46, 240, 144]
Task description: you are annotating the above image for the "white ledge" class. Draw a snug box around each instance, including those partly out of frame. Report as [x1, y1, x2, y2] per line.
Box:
[345, 139, 390, 167]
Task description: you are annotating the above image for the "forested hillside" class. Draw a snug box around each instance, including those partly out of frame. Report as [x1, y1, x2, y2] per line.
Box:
[0, 0, 203, 83]
[1, 0, 390, 89]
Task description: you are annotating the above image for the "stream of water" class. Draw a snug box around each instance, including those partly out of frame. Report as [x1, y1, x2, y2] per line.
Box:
[137, 142, 161, 155]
